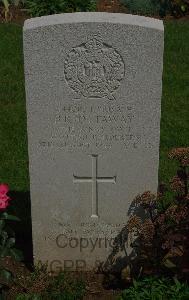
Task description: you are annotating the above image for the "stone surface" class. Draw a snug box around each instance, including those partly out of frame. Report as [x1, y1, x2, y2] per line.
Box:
[24, 12, 164, 271]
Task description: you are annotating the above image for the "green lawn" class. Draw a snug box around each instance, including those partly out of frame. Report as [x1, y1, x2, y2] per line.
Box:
[159, 21, 189, 182]
[0, 24, 28, 191]
[0, 21, 189, 191]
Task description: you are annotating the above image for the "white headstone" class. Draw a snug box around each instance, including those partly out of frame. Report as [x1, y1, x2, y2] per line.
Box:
[24, 13, 164, 271]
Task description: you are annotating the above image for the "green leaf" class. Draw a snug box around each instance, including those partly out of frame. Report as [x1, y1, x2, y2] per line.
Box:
[163, 259, 176, 269]
[33, 296, 42, 300]
[2, 0, 9, 10]
[0, 247, 10, 257]
[0, 220, 5, 233]
[1, 212, 20, 221]
[0, 231, 8, 248]
[13, 0, 21, 6]
[133, 279, 138, 289]
[0, 269, 12, 283]
[9, 248, 24, 261]
[181, 5, 186, 12]
[6, 237, 15, 248]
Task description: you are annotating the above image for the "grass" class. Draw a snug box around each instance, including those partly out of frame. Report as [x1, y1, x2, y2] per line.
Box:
[0, 21, 189, 191]
[159, 21, 189, 183]
[0, 24, 29, 191]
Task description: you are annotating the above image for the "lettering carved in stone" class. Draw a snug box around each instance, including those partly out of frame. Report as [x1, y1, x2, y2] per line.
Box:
[64, 38, 125, 100]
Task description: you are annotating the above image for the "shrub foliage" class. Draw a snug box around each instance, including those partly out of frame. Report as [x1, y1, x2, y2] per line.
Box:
[119, 276, 189, 300]
[25, 0, 96, 17]
[127, 147, 189, 278]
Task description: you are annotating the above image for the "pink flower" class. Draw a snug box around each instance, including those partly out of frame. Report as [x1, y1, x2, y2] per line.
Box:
[0, 184, 10, 210]
[0, 200, 9, 209]
[0, 184, 9, 195]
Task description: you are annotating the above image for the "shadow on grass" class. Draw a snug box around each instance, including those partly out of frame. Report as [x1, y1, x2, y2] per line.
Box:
[8, 191, 33, 269]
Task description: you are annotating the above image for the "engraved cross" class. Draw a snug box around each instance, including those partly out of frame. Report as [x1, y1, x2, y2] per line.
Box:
[73, 155, 116, 218]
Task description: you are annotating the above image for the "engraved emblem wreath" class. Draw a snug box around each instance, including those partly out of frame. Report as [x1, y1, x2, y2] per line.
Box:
[64, 38, 125, 100]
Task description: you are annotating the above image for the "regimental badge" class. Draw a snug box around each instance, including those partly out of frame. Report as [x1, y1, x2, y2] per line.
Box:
[64, 38, 125, 100]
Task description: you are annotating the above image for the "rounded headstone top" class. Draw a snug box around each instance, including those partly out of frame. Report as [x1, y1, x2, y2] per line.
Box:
[24, 12, 163, 32]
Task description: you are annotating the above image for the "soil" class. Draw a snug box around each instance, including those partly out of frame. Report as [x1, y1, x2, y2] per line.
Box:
[1, 257, 122, 299]
[80, 272, 121, 300]
[0, 5, 30, 25]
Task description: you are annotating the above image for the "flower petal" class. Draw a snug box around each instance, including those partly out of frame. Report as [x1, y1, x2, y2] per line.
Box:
[0, 184, 9, 195]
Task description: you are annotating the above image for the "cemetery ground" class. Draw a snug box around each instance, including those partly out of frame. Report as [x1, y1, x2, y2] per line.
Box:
[0, 20, 189, 299]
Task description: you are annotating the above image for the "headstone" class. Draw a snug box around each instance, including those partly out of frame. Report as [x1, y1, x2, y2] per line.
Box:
[24, 13, 164, 271]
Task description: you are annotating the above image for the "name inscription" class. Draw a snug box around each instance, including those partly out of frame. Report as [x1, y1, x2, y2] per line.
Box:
[39, 103, 153, 152]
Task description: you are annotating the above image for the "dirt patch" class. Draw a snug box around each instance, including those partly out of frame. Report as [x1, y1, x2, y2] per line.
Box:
[79, 272, 121, 300]
[0, 257, 121, 299]
[0, 5, 30, 25]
